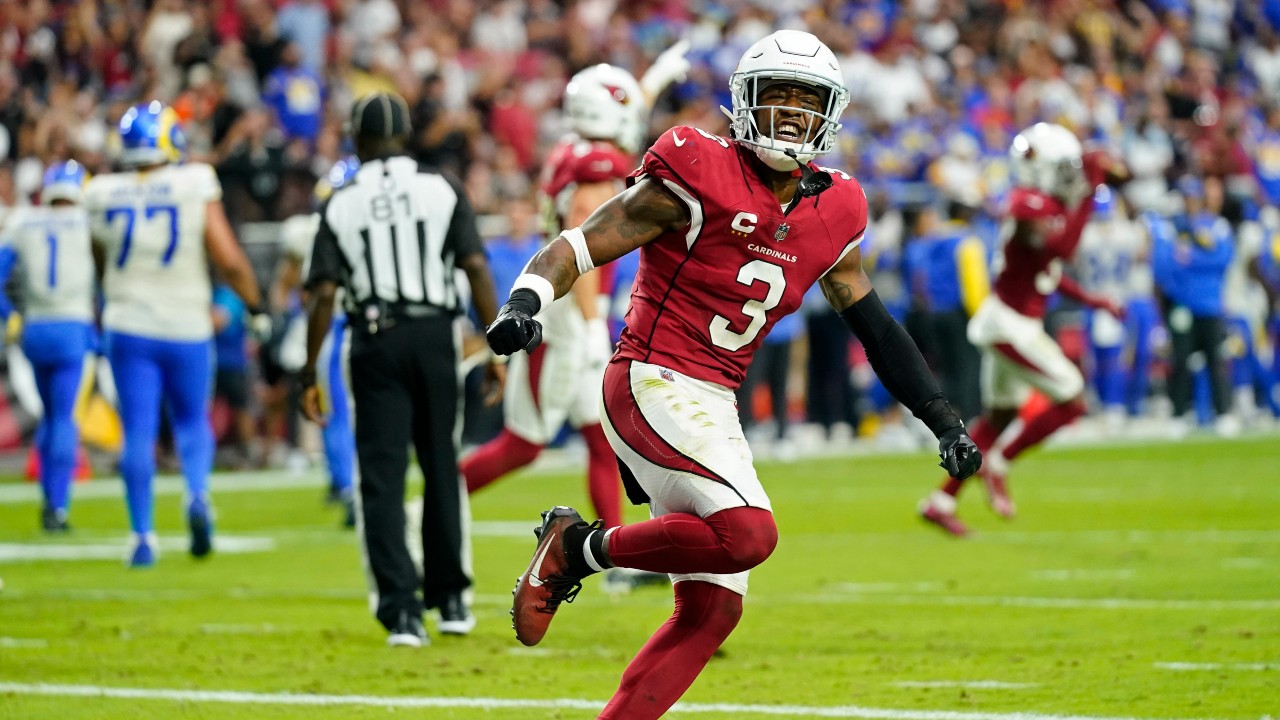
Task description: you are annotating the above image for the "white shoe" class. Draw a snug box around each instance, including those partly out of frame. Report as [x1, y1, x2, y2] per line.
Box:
[1165, 416, 1193, 440]
[437, 594, 476, 635]
[386, 613, 427, 647]
[1215, 414, 1242, 439]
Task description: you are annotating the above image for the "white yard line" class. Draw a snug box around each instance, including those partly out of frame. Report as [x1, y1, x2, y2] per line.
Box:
[793, 593, 1280, 611]
[0, 681, 1228, 720]
[1154, 662, 1279, 671]
[0, 535, 274, 562]
[0, 638, 48, 648]
[0, 470, 327, 503]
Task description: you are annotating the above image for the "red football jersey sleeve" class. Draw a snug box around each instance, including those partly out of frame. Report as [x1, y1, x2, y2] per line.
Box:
[539, 137, 633, 295]
[617, 127, 867, 388]
[542, 139, 632, 201]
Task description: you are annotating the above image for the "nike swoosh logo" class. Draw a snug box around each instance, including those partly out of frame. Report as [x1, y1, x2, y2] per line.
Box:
[526, 534, 555, 587]
[672, 130, 686, 147]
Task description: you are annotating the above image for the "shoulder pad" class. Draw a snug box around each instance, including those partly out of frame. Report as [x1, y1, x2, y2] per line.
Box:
[564, 143, 632, 185]
[631, 126, 731, 193]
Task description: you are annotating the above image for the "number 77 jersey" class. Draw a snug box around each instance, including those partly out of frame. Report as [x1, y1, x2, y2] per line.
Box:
[617, 126, 868, 389]
[85, 163, 221, 341]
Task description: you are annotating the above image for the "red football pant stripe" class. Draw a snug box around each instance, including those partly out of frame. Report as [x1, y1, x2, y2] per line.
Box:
[601, 360, 730, 487]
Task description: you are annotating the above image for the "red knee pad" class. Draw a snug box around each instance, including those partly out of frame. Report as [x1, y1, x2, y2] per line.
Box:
[673, 580, 743, 635]
[704, 507, 778, 570]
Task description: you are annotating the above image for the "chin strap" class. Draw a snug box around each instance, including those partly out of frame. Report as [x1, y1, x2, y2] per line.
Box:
[783, 149, 832, 198]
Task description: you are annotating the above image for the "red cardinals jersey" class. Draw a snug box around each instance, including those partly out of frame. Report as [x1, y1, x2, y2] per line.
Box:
[539, 135, 633, 294]
[993, 187, 1095, 318]
[617, 126, 868, 388]
[540, 136, 632, 234]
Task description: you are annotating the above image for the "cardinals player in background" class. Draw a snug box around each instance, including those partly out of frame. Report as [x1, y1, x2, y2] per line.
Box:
[919, 122, 1129, 537]
[461, 50, 688, 586]
[486, 30, 981, 719]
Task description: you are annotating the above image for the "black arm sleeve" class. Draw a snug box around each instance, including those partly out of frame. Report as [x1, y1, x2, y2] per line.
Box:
[305, 199, 350, 290]
[839, 289, 964, 438]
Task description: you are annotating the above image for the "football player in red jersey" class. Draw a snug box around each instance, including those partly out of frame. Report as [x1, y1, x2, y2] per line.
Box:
[487, 31, 980, 719]
[917, 122, 1128, 537]
[461, 64, 645, 530]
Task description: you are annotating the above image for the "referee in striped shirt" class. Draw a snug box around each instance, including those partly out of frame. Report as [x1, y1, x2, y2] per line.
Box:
[300, 91, 506, 647]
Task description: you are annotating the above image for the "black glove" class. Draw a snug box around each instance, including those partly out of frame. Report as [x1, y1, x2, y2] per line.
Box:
[486, 289, 544, 355]
[937, 426, 981, 480]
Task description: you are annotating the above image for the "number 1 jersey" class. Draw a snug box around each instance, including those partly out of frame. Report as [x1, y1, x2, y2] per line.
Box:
[0, 205, 95, 322]
[85, 163, 221, 341]
[619, 127, 868, 389]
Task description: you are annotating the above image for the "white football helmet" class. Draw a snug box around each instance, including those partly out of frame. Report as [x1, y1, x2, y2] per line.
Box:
[565, 64, 646, 154]
[1008, 122, 1087, 202]
[727, 30, 850, 171]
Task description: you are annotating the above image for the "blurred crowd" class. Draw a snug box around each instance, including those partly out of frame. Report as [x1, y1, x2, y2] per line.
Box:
[2, 0, 1279, 469]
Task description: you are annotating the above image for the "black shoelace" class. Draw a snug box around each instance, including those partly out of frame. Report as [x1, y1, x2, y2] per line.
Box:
[536, 574, 584, 614]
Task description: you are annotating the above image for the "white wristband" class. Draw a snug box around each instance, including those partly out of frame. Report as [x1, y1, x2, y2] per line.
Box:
[562, 227, 595, 276]
[511, 273, 555, 314]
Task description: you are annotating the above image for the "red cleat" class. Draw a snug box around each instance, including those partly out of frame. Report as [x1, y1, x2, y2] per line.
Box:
[980, 453, 1015, 519]
[919, 492, 969, 537]
[511, 506, 593, 646]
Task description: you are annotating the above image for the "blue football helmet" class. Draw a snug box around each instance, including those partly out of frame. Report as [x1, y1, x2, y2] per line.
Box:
[42, 160, 89, 204]
[118, 101, 186, 167]
[313, 156, 360, 205]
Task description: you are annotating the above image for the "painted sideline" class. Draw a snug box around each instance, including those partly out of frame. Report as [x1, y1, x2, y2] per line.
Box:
[0, 682, 1226, 720]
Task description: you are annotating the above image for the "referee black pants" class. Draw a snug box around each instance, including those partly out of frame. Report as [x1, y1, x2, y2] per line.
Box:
[349, 314, 469, 630]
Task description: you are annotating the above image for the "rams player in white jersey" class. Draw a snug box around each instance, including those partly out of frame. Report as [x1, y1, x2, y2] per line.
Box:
[276, 157, 359, 526]
[0, 161, 96, 532]
[85, 101, 265, 567]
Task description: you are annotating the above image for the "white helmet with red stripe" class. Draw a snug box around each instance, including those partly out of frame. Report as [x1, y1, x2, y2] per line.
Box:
[565, 64, 645, 154]
[1009, 122, 1087, 201]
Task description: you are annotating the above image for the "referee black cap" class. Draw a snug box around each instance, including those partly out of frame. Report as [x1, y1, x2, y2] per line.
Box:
[350, 92, 411, 139]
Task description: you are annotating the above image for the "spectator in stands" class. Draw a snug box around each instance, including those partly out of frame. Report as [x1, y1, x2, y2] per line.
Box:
[276, 0, 329, 74]
[263, 40, 324, 147]
[215, 108, 287, 224]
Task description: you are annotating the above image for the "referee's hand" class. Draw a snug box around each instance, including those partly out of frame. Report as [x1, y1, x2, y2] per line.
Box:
[487, 298, 543, 355]
[299, 370, 328, 427]
[483, 360, 507, 407]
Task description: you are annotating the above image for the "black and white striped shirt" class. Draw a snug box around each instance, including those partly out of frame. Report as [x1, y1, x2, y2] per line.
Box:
[306, 156, 482, 314]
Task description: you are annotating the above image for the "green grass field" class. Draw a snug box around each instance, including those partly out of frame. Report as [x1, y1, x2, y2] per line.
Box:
[1, 436, 1277, 719]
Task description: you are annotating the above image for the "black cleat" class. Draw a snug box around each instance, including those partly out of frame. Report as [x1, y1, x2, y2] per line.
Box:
[41, 506, 70, 533]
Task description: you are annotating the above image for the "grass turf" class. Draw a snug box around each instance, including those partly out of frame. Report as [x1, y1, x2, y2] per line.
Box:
[0, 436, 1276, 719]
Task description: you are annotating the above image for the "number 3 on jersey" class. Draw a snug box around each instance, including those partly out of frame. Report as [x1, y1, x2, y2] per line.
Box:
[105, 205, 180, 268]
[709, 259, 786, 351]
